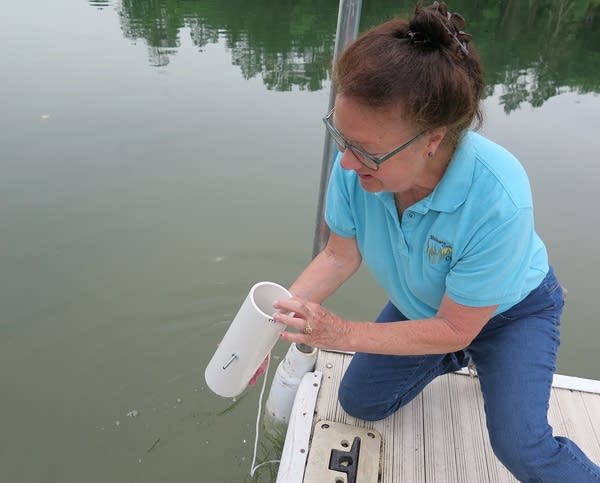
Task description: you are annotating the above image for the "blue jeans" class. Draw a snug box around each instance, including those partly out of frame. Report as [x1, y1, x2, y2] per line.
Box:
[339, 267, 600, 482]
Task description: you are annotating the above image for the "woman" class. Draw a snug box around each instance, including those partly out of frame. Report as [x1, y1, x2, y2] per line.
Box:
[272, 2, 600, 482]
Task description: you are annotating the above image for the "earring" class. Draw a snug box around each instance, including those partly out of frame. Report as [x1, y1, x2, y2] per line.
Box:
[427, 151, 433, 158]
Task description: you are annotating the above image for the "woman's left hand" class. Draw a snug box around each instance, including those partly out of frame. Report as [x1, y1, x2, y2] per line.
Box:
[272, 296, 351, 350]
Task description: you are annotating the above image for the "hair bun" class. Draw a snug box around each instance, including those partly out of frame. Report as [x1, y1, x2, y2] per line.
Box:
[408, 1, 471, 55]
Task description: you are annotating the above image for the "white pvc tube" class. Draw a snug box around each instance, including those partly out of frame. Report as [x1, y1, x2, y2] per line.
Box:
[265, 343, 318, 424]
[205, 282, 291, 398]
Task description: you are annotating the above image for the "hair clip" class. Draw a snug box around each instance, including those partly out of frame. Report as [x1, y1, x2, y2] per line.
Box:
[440, 22, 469, 55]
[407, 30, 432, 46]
[432, 1, 470, 55]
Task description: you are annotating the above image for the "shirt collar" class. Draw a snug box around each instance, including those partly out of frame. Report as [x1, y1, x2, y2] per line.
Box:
[413, 131, 477, 214]
[371, 131, 477, 214]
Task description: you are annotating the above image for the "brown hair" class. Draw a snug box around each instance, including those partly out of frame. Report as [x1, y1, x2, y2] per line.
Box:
[333, 2, 484, 146]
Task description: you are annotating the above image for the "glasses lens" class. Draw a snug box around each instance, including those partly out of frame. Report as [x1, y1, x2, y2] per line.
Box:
[324, 113, 378, 170]
[326, 125, 346, 150]
[349, 147, 378, 170]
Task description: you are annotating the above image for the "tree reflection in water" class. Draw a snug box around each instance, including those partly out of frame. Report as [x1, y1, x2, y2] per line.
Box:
[101, 0, 600, 111]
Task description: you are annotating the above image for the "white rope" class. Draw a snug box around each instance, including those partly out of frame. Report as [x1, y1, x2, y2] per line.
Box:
[249, 354, 280, 477]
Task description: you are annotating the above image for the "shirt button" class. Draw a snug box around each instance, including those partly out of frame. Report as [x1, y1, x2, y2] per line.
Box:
[407, 211, 415, 218]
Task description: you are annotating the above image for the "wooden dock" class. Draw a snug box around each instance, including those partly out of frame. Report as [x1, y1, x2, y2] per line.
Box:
[277, 349, 600, 482]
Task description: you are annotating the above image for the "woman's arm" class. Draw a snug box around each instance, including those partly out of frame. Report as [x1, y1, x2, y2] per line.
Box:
[288, 232, 362, 304]
[347, 295, 498, 354]
[249, 232, 360, 384]
[274, 294, 498, 355]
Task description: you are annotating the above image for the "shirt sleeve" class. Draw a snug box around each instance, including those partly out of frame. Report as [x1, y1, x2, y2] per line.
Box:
[445, 207, 540, 307]
[324, 154, 356, 238]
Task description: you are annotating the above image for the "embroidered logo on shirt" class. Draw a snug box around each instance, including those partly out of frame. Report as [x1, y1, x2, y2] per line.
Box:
[426, 235, 453, 263]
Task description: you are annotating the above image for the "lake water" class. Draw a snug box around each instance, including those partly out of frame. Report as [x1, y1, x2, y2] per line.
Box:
[1, 1, 599, 482]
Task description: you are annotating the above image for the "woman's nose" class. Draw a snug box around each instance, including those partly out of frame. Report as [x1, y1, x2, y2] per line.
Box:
[339, 149, 362, 171]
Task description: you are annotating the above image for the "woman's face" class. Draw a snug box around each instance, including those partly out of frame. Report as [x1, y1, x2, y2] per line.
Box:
[333, 95, 437, 194]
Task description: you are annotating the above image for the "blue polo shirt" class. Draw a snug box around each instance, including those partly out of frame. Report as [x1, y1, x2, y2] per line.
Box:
[325, 131, 549, 319]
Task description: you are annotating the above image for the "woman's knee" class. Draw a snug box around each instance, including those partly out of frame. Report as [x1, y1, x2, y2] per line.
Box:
[338, 377, 398, 421]
[488, 426, 554, 479]
[338, 351, 459, 421]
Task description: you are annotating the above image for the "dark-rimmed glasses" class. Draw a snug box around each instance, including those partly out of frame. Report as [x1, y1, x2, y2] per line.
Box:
[322, 107, 424, 170]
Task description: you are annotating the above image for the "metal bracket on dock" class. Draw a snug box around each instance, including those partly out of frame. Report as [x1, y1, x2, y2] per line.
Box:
[329, 436, 361, 483]
[303, 420, 381, 483]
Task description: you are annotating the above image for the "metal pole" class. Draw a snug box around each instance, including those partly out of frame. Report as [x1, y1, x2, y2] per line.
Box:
[296, 0, 362, 355]
[312, 0, 362, 258]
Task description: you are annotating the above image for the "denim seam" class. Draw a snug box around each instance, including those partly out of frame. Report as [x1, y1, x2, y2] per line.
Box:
[392, 355, 454, 408]
[559, 438, 600, 481]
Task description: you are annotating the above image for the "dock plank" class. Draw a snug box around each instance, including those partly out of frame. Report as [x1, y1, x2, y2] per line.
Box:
[556, 388, 600, 464]
[548, 388, 569, 437]
[295, 350, 600, 482]
[582, 391, 600, 454]
[390, 393, 425, 482]
[423, 376, 458, 481]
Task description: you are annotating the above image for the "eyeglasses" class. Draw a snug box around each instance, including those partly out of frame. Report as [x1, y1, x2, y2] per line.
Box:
[322, 107, 424, 170]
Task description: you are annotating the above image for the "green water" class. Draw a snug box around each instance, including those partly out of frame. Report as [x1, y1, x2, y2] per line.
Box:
[1, 1, 599, 481]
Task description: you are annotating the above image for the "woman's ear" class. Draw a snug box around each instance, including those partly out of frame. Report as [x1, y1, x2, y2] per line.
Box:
[424, 126, 448, 158]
